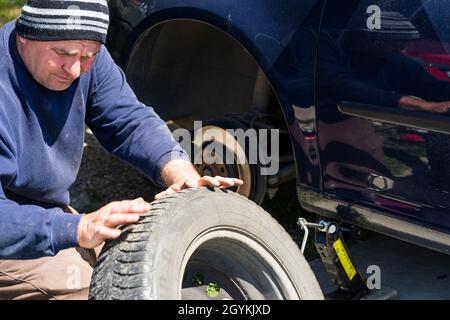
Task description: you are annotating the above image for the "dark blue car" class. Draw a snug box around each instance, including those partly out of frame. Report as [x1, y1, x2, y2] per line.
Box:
[94, 0, 450, 299]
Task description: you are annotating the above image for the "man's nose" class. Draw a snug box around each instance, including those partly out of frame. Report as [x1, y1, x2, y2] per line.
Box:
[62, 58, 81, 79]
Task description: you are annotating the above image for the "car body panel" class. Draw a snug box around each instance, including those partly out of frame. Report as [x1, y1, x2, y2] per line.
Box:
[107, 0, 450, 253]
[316, 0, 450, 235]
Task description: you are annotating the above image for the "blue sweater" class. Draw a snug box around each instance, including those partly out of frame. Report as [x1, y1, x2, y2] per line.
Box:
[0, 21, 188, 259]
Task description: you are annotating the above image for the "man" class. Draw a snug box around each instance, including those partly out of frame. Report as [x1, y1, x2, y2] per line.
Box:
[0, 0, 242, 299]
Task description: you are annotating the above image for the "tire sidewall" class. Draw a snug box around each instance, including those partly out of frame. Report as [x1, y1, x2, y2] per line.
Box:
[151, 189, 322, 300]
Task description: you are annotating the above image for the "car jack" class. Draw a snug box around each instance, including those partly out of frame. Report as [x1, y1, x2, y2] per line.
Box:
[298, 218, 368, 299]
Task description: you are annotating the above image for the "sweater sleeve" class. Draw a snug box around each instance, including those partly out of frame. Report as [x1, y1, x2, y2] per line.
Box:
[85, 46, 189, 186]
[0, 134, 80, 259]
[318, 34, 401, 108]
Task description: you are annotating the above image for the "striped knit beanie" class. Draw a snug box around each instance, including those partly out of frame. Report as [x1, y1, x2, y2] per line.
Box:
[16, 0, 110, 44]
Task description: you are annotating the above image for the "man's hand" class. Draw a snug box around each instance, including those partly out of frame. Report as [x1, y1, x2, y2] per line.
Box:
[155, 159, 243, 200]
[400, 96, 450, 113]
[77, 197, 150, 249]
[417, 101, 450, 113]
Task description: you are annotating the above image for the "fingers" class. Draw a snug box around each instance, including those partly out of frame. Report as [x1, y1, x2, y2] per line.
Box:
[437, 105, 450, 113]
[154, 176, 244, 201]
[102, 198, 149, 227]
[103, 213, 140, 228]
[196, 176, 220, 187]
[197, 176, 243, 188]
[431, 107, 449, 113]
[154, 176, 199, 199]
[95, 225, 122, 239]
[154, 191, 166, 200]
[183, 177, 201, 188]
[154, 177, 190, 199]
[154, 187, 177, 200]
[215, 176, 244, 187]
[425, 102, 450, 113]
[78, 197, 150, 248]
[105, 197, 151, 214]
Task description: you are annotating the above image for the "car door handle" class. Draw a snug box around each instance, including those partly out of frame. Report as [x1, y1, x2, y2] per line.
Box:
[338, 101, 450, 135]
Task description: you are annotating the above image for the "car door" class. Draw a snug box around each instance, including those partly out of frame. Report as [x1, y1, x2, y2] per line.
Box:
[316, 0, 450, 229]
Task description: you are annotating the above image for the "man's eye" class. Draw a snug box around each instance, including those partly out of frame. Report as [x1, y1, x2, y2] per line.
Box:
[81, 56, 95, 61]
[54, 50, 69, 56]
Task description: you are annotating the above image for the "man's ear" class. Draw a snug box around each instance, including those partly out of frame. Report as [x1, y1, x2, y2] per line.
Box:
[17, 34, 27, 45]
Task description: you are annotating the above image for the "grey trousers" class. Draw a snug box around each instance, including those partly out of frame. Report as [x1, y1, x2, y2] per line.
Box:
[0, 207, 98, 300]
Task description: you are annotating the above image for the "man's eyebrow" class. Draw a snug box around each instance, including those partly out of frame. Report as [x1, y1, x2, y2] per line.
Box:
[52, 48, 79, 55]
[52, 48, 100, 57]
[85, 50, 100, 57]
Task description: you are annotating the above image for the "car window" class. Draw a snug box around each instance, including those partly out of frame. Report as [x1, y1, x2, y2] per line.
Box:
[317, 0, 450, 113]
[314, 1, 450, 225]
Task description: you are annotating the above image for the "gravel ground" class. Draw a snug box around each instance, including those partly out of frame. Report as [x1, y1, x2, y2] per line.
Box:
[69, 127, 163, 213]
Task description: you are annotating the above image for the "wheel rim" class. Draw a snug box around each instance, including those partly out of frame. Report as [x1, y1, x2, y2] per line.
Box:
[193, 126, 252, 197]
[180, 229, 300, 300]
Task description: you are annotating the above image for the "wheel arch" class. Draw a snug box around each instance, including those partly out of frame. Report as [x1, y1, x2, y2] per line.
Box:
[109, 6, 322, 191]
[122, 11, 289, 123]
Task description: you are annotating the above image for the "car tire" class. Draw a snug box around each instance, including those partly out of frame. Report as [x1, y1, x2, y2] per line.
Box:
[89, 187, 323, 300]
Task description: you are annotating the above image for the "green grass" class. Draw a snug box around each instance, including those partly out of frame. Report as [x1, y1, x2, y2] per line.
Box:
[0, 0, 25, 27]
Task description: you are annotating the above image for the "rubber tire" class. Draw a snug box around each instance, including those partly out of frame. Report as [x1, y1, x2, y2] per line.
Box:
[89, 188, 323, 300]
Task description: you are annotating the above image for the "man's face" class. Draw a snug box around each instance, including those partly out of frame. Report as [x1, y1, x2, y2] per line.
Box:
[16, 35, 101, 91]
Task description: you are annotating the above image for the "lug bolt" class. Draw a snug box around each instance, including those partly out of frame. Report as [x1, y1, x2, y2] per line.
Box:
[328, 224, 337, 234]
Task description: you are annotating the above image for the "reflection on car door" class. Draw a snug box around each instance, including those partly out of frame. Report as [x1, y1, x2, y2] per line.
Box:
[316, 0, 450, 228]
